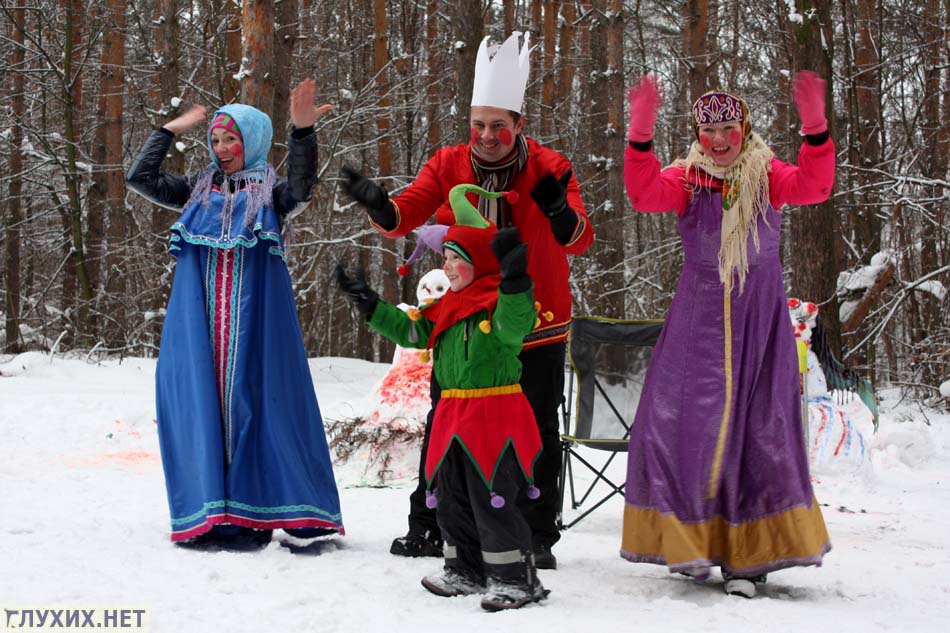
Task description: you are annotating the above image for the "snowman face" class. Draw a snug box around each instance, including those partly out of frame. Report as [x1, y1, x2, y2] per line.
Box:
[416, 269, 450, 305]
[788, 297, 819, 344]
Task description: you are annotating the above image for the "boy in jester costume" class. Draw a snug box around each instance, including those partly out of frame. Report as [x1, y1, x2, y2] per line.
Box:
[336, 184, 549, 611]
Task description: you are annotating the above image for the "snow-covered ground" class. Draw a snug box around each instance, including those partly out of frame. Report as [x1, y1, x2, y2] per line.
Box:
[2, 352, 949, 632]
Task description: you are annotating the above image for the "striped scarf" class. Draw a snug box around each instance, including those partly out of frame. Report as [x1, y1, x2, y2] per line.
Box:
[469, 134, 529, 228]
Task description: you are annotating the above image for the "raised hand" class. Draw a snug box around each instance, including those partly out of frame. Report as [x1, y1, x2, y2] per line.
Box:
[491, 227, 529, 282]
[792, 71, 827, 135]
[531, 169, 573, 218]
[335, 263, 379, 317]
[339, 165, 397, 229]
[163, 105, 207, 136]
[627, 74, 662, 143]
[290, 77, 333, 129]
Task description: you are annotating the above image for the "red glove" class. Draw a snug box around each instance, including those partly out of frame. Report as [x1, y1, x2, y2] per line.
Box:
[792, 71, 828, 135]
[627, 75, 662, 143]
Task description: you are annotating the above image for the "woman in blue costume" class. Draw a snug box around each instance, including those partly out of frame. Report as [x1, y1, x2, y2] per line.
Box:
[126, 79, 344, 549]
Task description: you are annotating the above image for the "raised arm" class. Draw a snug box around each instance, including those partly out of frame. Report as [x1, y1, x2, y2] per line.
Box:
[273, 78, 333, 215]
[530, 165, 594, 254]
[768, 71, 836, 208]
[125, 106, 207, 211]
[623, 75, 689, 215]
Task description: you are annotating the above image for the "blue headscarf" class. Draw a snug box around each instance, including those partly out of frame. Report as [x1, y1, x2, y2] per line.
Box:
[183, 103, 277, 227]
[206, 104, 274, 172]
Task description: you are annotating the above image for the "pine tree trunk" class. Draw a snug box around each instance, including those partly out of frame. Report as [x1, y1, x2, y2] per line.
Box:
[3, 4, 25, 352]
[272, 0, 298, 166]
[452, 0, 483, 144]
[60, 0, 93, 343]
[242, 0, 275, 113]
[89, 0, 127, 348]
[786, 0, 844, 357]
[425, 0, 441, 155]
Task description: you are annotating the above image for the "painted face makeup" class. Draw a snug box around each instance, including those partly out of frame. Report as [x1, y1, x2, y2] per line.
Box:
[469, 105, 524, 163]
[211, 128, 245, 174]
[443, 250, 475, 292]
[698, 122, 743, 167]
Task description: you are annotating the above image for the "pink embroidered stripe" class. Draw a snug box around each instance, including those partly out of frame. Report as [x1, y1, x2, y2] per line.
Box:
[171, 514, 346, 541]
[213, 248, 234, 408]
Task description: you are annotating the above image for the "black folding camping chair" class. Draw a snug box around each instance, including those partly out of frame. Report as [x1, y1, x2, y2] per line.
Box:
[557, 316, 663, 530]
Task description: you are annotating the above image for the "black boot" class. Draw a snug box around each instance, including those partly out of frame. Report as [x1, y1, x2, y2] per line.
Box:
[533, 543, 557, 570]
[390, 529, 443, 557]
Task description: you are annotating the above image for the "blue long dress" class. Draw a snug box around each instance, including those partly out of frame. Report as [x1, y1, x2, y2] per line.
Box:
[134, 104, 344, 541]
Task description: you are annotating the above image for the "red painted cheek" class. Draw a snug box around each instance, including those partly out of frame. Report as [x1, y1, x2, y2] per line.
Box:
[470, 128, 479, 145]
[231, 143, 243, 156]
[699, 134, 712, 151]
[728, 130, 742, 145]
[498, 129, 513, 145]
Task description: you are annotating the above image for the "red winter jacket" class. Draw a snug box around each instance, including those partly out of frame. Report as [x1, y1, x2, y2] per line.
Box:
[376, 137, 593, 349]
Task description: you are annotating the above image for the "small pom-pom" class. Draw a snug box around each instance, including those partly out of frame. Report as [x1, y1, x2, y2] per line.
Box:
[534, 301, 541, 311]
[478, 320, 491, 334]
[543, 311, 554, 322]
[787, 298, 800, 309]
[504, 190, 520, 205]
[805, 302, 818, 315]
[398, 264, 409, 277]
[534, 318, 541, 329]
[425, 490, 438, 509]
[418, 350, 430, 363]
[490, 492, 505, 509]
[526, 485, 540, 500]
[407, 308, 421, 321]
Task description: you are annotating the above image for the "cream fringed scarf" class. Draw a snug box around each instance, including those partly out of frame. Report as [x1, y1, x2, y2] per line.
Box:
[678, 132, 774, 293]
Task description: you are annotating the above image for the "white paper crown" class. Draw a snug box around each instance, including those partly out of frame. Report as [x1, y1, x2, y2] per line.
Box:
[470, 32, 531, 113]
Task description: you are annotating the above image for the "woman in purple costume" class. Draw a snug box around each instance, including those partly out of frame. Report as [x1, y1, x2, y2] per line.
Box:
[620, 72, 834, 598]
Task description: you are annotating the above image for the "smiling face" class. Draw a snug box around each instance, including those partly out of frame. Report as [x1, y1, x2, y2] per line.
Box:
[469, 106, 525, 162]
[211, 127, 245, 174]
[698, 121, 744, 167]
[443, 250, 475, 292]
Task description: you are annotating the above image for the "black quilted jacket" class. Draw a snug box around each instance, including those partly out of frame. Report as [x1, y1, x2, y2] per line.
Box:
[125, 125, 319, 218]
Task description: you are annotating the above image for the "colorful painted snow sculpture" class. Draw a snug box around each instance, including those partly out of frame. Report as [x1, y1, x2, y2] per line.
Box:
[789, 298, 876, 469]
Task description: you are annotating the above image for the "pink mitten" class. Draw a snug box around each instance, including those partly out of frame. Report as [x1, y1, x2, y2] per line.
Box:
[792, 71, 827, 135]
[627, 75, 662, 143]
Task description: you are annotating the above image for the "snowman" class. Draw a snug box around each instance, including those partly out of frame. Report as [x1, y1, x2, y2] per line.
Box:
[788, 298, 875, 470]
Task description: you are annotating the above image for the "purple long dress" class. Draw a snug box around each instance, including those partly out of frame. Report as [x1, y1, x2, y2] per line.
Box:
[620, 185, 831, 577]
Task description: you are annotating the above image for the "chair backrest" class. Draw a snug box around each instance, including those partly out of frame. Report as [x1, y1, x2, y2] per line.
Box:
[566, 317, 664, 442]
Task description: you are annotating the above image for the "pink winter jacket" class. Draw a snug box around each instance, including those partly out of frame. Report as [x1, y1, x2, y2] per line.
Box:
[623, 138, 836, 215]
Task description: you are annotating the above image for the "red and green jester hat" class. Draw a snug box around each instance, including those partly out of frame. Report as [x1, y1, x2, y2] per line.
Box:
[420, 183, 543, 510]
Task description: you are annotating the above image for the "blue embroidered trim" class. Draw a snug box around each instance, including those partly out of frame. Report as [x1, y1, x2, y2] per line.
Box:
[170, 499, 344, 526]
[169, 221, 283, 255]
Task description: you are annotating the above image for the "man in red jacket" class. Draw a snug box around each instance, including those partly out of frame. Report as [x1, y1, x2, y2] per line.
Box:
[341, 32, 593, 570]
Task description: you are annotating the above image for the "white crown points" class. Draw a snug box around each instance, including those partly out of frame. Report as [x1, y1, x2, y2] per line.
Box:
[471, 32, 532, 113]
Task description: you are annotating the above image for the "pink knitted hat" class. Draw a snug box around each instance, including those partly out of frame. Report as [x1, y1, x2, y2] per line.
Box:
[210, 112, 243, 140]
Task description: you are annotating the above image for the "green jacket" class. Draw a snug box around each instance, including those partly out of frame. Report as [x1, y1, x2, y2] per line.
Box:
[368, 287, 536, 390]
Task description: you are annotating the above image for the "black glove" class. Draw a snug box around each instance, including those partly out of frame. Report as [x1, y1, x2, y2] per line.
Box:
[340, 165, 397, 229]
[491, 227, 531, 294]
[531, 169, 572, 217]
[335, 263, 379, 318]
[531, 169, 580, 245]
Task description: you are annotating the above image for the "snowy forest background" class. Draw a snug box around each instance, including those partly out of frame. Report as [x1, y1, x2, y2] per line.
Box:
[0, 0, 947, 407]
